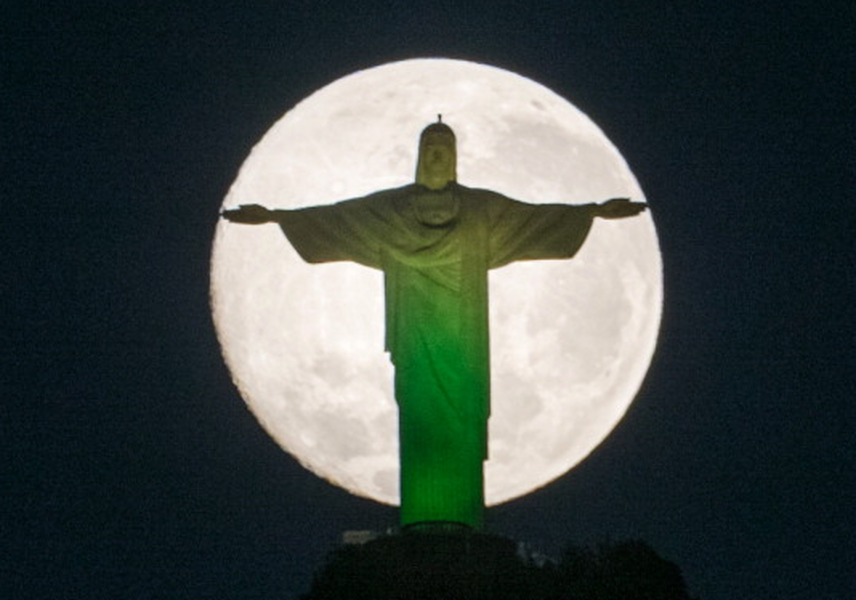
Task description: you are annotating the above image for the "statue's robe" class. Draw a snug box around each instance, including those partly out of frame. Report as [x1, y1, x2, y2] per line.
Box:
[277, 182, 594, 529]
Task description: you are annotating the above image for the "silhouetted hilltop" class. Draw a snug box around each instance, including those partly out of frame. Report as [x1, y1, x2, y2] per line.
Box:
[301, 531, 697, 600]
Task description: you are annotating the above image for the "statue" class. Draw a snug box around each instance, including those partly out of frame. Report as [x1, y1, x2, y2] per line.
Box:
[222, 119, 646, 531]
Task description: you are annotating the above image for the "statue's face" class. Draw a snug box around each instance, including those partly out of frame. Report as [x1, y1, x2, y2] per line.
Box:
[417, 131, 456, 190]
[423, 135, 454, 171]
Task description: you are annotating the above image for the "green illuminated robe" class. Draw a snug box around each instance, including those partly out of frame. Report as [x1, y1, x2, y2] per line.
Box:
[277, 182, 594, 529]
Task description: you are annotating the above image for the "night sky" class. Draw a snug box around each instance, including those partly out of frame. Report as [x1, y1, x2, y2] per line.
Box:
[3, 2, 853, 599]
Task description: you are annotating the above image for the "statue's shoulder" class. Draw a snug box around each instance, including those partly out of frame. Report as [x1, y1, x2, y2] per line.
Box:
[353, 183, 420, 205]
[330, 184, 419, 215]
[453, 183, 516, 208]
[453, 182, 508, 198]
[365, 183, 419, 198]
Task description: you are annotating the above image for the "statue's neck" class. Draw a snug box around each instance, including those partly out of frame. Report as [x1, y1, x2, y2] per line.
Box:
[418, 179, 454, 192]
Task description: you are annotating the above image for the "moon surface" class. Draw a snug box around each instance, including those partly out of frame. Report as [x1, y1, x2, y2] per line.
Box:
[211, 58, 662, 506]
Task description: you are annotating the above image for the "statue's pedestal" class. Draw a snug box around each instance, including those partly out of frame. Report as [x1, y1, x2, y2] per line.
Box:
[302, 529, 533, 600]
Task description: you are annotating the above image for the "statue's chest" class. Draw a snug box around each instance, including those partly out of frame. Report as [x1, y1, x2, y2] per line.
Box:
[411, 189, 459, 228]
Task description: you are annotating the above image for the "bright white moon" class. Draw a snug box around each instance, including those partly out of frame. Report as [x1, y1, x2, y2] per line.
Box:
[211, 58, 662, 506]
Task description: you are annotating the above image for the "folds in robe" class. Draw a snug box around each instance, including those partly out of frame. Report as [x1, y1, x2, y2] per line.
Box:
[277, 182, 594, 528]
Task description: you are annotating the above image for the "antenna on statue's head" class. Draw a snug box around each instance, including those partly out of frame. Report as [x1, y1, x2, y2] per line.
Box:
[419, 115, 455, 142]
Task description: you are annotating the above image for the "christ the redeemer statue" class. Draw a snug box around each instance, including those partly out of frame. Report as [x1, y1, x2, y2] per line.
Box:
[222, 119, 646, 531]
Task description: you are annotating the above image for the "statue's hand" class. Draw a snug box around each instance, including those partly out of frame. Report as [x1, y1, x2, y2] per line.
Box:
[594, 198, 648, 219]
[221, 204, 274, 224]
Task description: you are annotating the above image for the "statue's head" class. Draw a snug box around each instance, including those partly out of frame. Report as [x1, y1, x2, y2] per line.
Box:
[415, 117, 457, 190]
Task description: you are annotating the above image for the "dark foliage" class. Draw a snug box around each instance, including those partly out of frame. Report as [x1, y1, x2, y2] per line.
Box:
[300, 533, 696, 600]
[556, 540, 695, 600]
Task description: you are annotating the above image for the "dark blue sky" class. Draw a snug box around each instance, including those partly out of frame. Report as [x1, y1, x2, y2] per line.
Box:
[3, 2, 853, 599]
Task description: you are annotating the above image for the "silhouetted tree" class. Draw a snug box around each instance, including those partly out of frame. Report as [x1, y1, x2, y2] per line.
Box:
[555, 539, 695, 600]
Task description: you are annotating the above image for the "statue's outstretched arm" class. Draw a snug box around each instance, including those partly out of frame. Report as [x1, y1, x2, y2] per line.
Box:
[221, 204, 288, 225]
[222, 200, 385, 269]
[591, 198, 648, 219]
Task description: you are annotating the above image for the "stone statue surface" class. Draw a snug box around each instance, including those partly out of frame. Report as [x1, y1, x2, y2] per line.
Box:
[222, 119, 646, 530]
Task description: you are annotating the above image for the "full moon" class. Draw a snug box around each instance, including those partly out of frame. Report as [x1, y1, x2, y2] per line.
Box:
[211, 58, 662, 506]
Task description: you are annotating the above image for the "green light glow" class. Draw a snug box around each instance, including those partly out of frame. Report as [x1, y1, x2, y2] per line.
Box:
[393, 260, 488, 529]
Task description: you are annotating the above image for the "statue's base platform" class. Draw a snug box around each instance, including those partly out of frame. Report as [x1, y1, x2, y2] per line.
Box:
[400, 519, 477, 535]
